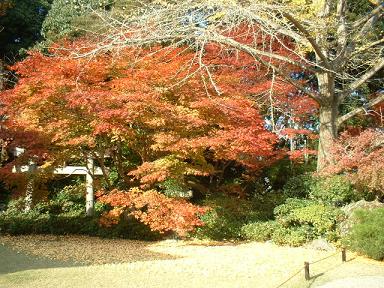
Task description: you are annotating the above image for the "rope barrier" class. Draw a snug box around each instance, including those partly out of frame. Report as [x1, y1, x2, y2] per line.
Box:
[273, 249, 345, 288]
[308, 251, 339, 265]
[274, 267, 303, 288]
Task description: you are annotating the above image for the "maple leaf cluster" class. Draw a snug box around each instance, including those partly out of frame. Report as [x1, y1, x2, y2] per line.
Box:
[97, 188, 209, 236]
[321, 129, 384, 197]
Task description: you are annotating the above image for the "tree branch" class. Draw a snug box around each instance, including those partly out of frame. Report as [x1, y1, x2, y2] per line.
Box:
[351, 37, 384, 56]
[354, 2, 384, 38]
[207, 31, 318, 74]
[353, 1, 384, 29]
[282, 12, 331, 69]
[347, 58, 384, 92]
[205, 32, 322, 102]
[337, 92, 384, 126]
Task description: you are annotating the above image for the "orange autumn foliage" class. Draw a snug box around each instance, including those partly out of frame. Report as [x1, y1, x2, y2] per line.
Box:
[0, 39, 289, 186]
[97, 188, 209, 236]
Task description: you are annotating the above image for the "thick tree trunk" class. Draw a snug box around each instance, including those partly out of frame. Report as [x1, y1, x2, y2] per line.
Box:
[317, 103, 338, 171]
[316, 72, 339, 171]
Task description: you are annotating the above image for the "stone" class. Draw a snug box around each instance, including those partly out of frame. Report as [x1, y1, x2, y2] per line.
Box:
[305, 238, 336, 252]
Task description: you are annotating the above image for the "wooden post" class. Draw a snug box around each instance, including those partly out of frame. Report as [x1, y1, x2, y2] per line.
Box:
[304, 261, 310, 280]
[86, 157, 94, 217]
[342, 248, 346, 262]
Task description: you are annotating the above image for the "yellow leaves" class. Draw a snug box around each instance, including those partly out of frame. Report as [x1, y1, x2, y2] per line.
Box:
[207, 11, 226, 22]
[39, 161, 54, 169]
[368, 0, 382, 6]
[145, 117, 166, 127]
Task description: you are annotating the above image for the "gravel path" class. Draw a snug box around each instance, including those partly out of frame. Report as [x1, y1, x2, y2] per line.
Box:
[317, 276, 384, 288]
[1, 235, 384, 288]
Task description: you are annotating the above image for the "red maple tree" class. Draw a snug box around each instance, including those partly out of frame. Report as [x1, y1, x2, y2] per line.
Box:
[0, 37, 304, 233]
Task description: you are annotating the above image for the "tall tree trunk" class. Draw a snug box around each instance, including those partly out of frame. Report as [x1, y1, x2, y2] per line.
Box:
[86, 157, 95, 216]
[317, 73, 339, 171]
[317, 102, 338, 171]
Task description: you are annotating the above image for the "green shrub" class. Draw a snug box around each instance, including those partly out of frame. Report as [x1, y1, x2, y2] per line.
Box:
[274, 198, 343, 241]
[343, 208, 384, 260]
[282, 174, 313, 199]
[273, 198, 315, 217]
[158, 178, 192, 198]
[3, 198, 26, 215]
[241, 221, 279, 242]
[0, 187, 159, 240]
[194, 208, 244, 240]
[271, 225, 312, 247]
[250, 191, 286, 220]
[309, 175, 358, 206]
[194, 196, 262, 240]
[0, 211, 160, 240]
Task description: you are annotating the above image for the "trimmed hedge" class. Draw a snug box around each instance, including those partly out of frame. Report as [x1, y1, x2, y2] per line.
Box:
[0, 212, 160, 240]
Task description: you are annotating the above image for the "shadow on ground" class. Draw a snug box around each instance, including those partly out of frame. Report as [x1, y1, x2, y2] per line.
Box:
[0, 244, 82, 275]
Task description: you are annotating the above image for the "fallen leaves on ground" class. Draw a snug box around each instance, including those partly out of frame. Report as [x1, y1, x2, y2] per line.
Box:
[0, 235, 179, 265]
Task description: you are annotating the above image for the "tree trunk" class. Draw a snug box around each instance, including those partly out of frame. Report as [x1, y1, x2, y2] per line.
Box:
[316, 73, 339, 171]
[85, 157, 94, 216]
[317, 103, 338, 171]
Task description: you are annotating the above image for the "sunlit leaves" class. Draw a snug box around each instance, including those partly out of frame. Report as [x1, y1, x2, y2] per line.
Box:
[98, 188, 209, 236]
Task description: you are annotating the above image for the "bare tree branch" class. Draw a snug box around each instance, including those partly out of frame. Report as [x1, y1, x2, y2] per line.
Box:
[353, 1, 384, 29]
[354, 2, 384, 38]
[206, 31, 317, 73]
[282, 12, 331, 69]
[347, 57, 384, 92]
[351, 37, 384, 56]
[337, 92, 384, 125]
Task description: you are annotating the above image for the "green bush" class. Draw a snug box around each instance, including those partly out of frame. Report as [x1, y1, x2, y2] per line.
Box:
[194, 208, 244, 240]
[241, 221, 279, 242]
[158, 178, 192, 198]
[0, 184, 159, 240]
[0, 211, 159, 240]
[309, 175, 358, 206]
[3, 198, 26, 215]
[273, 198, 315, 217]
[274, 198, 343, 241]
[282, 174, 313, 199]
[194, 196, 264, 240]
[250, 191, 286, 220]
[271, 225, 312, 247]
[343, 208, 384, 260]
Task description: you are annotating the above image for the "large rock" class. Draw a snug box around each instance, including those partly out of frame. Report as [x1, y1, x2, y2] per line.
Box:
[305, 238, 336, 252]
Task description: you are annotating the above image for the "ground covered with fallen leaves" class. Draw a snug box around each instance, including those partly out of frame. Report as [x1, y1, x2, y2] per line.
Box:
[1, 235, 384, 288]
[0, 235, 178, 265]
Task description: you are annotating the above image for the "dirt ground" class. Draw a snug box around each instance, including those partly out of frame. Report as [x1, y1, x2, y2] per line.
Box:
[1, 235, 384, 288]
